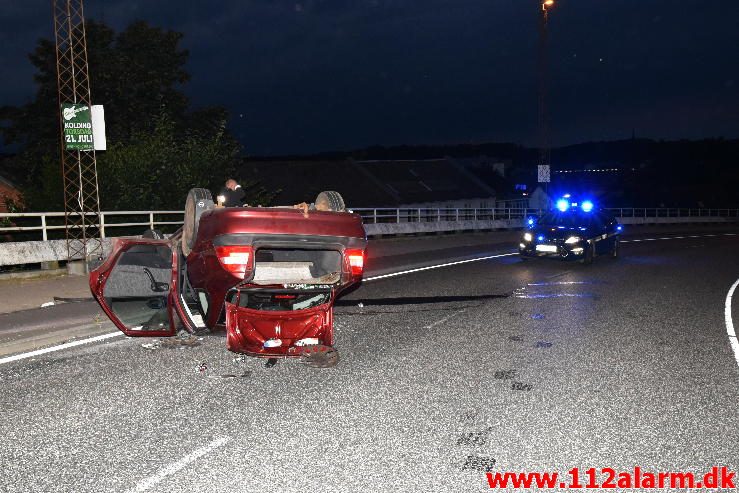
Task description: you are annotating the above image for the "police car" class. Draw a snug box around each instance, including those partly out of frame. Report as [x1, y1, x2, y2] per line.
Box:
[519, 197, 622, 264]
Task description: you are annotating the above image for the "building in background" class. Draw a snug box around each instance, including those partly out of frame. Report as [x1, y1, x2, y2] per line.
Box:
[0, 174, 22, 213]
[241, 157, 497, 210]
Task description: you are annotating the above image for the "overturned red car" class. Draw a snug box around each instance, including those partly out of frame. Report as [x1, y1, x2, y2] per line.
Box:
[89, 189, 367, 366]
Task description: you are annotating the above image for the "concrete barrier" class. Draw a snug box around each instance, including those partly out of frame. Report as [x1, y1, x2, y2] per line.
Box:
[0, 239, 114, 267]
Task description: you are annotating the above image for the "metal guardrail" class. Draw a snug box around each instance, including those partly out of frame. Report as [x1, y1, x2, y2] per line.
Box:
[0, 211, 184, 241]
[1, 208, 738, 242]
[349, 207, 739, 223]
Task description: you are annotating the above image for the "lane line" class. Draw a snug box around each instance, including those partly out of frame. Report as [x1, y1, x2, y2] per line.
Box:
[127, 436, 231, 493]
[364, 252, 519, 281]
[423, 307, 469, 329]
[0, 331, 123, 366]
[725, 278, 739, 367]
[621, 233, 736, 243]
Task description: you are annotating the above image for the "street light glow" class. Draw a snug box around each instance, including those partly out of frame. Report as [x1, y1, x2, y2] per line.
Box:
[542, 0, 555, 10]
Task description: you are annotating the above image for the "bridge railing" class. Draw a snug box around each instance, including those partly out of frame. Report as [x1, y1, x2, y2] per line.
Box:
[350, 207, 739, 223]
[1, 207, 738, 242]
[0, 211, 184, 242]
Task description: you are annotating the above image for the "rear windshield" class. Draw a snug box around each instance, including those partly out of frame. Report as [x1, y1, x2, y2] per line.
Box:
[237, 291, 331, 311]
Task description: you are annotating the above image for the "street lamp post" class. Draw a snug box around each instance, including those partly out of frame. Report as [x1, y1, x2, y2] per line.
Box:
[538, 0, 555, 197]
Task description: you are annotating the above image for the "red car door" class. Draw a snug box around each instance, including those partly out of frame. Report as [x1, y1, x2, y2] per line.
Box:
[89, 238, 190, 337]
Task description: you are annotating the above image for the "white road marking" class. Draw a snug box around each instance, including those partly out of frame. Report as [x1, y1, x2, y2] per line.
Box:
[423, 307, 469, 329]
[622, 233, 736, 243]
[128, 436, 231, 493]
[0, 331, 123, 366]
[725, 278, 739, 367]
[363, 252, 519, 281]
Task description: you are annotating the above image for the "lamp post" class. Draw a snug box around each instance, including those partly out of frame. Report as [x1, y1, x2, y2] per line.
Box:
[538, 0, 555, 197]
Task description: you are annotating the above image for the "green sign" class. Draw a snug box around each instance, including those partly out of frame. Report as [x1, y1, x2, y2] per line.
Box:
[61, 103, 94, 151]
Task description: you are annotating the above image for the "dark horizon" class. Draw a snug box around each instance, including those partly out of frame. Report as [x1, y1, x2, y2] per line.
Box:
[2, 1, 739, 156]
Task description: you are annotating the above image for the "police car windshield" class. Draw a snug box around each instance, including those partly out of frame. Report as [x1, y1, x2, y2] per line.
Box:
[539, 211, 593, 227]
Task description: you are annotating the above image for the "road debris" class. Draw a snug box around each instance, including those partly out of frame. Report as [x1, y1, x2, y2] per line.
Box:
[300, 345, 339, 368]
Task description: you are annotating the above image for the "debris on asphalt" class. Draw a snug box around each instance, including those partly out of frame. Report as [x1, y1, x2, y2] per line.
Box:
[357, 302, 364, 308]
[53, 296, 92, 304]
[508, 335, 524, 342]
[141, 341, 161, 350]
[197, 362, 208, 373]
[300, 345, 339, 368]
[511, 382, 533, 391]
[531, 313, 545, 320]
[461, 454, 497, 472]
[493, 369, 517, 380]
[535, 341, 553, 348]
[206, 371, 253, 379]
[40, 302, 55, 308]
[159, 334, 201, 348]
[265, 358, 278, 368]
[457, 426, 493, 446]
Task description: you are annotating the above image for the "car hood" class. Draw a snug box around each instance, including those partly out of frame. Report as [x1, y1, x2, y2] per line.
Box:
[530, 225, 590, 240]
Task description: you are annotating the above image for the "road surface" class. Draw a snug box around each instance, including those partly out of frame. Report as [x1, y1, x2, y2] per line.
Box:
[1, 228, 738, 492]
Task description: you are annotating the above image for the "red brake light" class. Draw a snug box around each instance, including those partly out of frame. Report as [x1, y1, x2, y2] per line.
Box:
[345, 249, 365, 276]
[215, 245, 253, 279]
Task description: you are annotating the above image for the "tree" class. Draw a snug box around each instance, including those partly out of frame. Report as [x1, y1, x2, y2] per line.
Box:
[0, 20, 271, 211]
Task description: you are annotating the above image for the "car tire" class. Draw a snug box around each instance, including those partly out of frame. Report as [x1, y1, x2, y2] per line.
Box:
[611, 237, 619, 258]
[142, 228, 165, 240]
[182, 188, 214, 256]
[315, 191, 346, 212]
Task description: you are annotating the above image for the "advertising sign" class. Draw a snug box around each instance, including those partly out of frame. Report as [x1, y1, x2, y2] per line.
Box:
[537, 164, 551, 183]
[61, 103, 94, 151]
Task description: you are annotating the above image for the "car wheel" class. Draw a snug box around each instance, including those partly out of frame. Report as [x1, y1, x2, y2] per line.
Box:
[315, 191, 346, 212]
[611, 238, 619, 258]
[182, 188, 214, 256]
[142, 228, 164, 240]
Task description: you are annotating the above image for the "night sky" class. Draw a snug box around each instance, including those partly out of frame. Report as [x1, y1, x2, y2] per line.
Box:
[1, 0, 738, 155]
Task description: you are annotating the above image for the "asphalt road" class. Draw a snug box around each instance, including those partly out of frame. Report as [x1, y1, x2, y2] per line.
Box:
[1, 229, 739, 492]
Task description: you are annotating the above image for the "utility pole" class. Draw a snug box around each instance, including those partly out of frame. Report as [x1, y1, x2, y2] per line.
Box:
[52, 0, 103, 270]
[538, 0, 555, 194]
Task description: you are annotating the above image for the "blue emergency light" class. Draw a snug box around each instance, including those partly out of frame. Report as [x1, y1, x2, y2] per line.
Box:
[556, 199, 570, 212]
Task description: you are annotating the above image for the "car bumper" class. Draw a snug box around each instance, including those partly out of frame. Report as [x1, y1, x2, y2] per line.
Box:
[518, 242, 585, 260]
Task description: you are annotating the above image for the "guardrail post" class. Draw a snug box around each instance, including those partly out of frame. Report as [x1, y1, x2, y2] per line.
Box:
[417, 208, 421, 222]
[455, 209, 459, 221]
[396, 209, 400, 223]
[437, 209, 441, 222]
[373, 209, 377, 224]
[100, 213, 106, 239]
[41, 215, 47, 241]
[149, 212, 155, 230]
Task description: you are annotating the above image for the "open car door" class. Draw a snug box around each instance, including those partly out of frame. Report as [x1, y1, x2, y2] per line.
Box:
[90, 238, 188, 337]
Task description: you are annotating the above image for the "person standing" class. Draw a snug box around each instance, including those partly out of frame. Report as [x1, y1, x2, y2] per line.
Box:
[217, 179, 246, 207]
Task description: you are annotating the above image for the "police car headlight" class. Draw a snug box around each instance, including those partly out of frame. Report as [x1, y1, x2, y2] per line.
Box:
[565, 236, 581, 244]
[523, 233, 532, 242]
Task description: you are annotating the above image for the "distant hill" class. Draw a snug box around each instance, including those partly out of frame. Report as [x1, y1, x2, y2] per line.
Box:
[247, 138, 739, 207]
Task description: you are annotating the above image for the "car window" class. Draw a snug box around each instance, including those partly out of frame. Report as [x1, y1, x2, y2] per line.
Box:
[238, 291, 331, 311]
[103, 244, 172, 331]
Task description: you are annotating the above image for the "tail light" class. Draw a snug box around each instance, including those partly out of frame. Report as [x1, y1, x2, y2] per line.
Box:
[345, 249, 365, 276]
[215, 245, 254, 279]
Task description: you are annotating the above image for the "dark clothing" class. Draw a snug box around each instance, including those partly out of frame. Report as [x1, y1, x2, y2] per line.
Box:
[219, 185, 246, 207]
